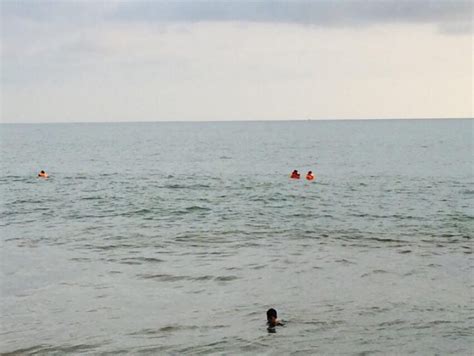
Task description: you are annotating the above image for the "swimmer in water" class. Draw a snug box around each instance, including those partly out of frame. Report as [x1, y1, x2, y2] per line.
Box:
[267, 308, 284, 332]
[290, 170, 300, 179]
[38, 170, 49, 178]
[306, 171, 315, 180]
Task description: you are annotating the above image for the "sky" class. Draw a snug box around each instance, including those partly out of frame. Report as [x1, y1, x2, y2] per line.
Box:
[1, 0, 472, 123]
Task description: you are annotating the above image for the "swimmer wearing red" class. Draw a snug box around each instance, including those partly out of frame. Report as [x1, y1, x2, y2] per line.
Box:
[290, 170, 300, 179]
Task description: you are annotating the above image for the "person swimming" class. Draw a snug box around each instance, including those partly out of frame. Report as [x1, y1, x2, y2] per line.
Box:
[38, 170, 49, 178]
[306, 171, 315, 180]
[267, 308, 284, 332]
[290, 170, 300, 179]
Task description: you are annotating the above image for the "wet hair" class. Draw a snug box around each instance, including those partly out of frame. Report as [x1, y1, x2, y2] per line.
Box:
[40, 170, 45, 174]
[267, 308, 277, 321]
[308, 171, 312, 174]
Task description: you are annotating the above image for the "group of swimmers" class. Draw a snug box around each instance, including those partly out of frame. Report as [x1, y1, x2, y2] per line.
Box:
[291, 170, 314, 180]
[38, 169, 314, 181]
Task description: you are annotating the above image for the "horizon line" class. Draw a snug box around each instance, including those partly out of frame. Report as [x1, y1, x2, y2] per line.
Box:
[0, 117, 472, 125]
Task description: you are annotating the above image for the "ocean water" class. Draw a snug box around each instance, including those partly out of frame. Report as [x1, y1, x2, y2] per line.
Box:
[0, 119, 472, 355]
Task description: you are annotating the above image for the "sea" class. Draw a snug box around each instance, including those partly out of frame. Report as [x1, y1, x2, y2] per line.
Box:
[0, 119, 472, 355]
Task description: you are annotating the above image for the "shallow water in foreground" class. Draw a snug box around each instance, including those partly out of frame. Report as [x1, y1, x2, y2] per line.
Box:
[1, 119, 473, 354]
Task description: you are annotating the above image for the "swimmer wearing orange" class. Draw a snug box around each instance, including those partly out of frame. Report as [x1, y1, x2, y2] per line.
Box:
[290, 170, 300, 179]
[306, 171, 315, 180]
[38, 170, 49, 178]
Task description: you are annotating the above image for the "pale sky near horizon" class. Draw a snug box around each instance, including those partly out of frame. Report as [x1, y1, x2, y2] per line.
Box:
[1, 0, 472, 123]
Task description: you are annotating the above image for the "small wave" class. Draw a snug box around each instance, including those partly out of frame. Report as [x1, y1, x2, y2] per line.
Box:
[70, 257, 92, 262]
[80, 196, 105, 201]
[119, 257, 164, 265]
[170, 206, 212, 215]
[2, 343, 101, 355]
[412, 320, 454, 329]
[162, 183, 211, 190]
[335, 258, 356, 265]
[133, 257, 164, 263]
[4, 237, 21, 242]
[377, 319, 406, 327]
[447, 212, 473, 222]
[403, 269, 422, 277]
[300, 320, 344, 326]
[185, 206, 211, 212]
[163, 184, 186, 189]
[365, 237, 410, 244]
[160, 325, 199, 332]
[225, 266, 241, 271]
[178, 339, 230, 354]
[137, 273, 238, 282]
[128, 325, 199, 338]
[90, 243, 139, 251]
[138, 273, 188, 282]
[0, 175, 31, 183]
[117, 208, 154, 217]
[8, 199, 44, 205]
[357, 306, 390, 316]
[214, 275, 238, 282]
[354, 351, 381, 356]
[361, 269, 390, 278]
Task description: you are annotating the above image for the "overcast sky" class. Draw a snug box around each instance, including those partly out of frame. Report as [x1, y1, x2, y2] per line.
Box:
[1, 0, 472, 123]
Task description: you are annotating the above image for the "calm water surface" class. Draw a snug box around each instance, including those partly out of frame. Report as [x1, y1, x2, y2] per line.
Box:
[0, 120, 473, 354]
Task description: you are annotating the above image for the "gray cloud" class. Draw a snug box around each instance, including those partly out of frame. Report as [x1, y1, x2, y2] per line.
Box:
[114, 0, 474, 35]
[2, 0, 472, 33]
[113, 0, 472, 28]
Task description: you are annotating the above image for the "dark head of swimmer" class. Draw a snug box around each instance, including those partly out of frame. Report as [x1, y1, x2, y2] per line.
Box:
[267, 308, 283, 327]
